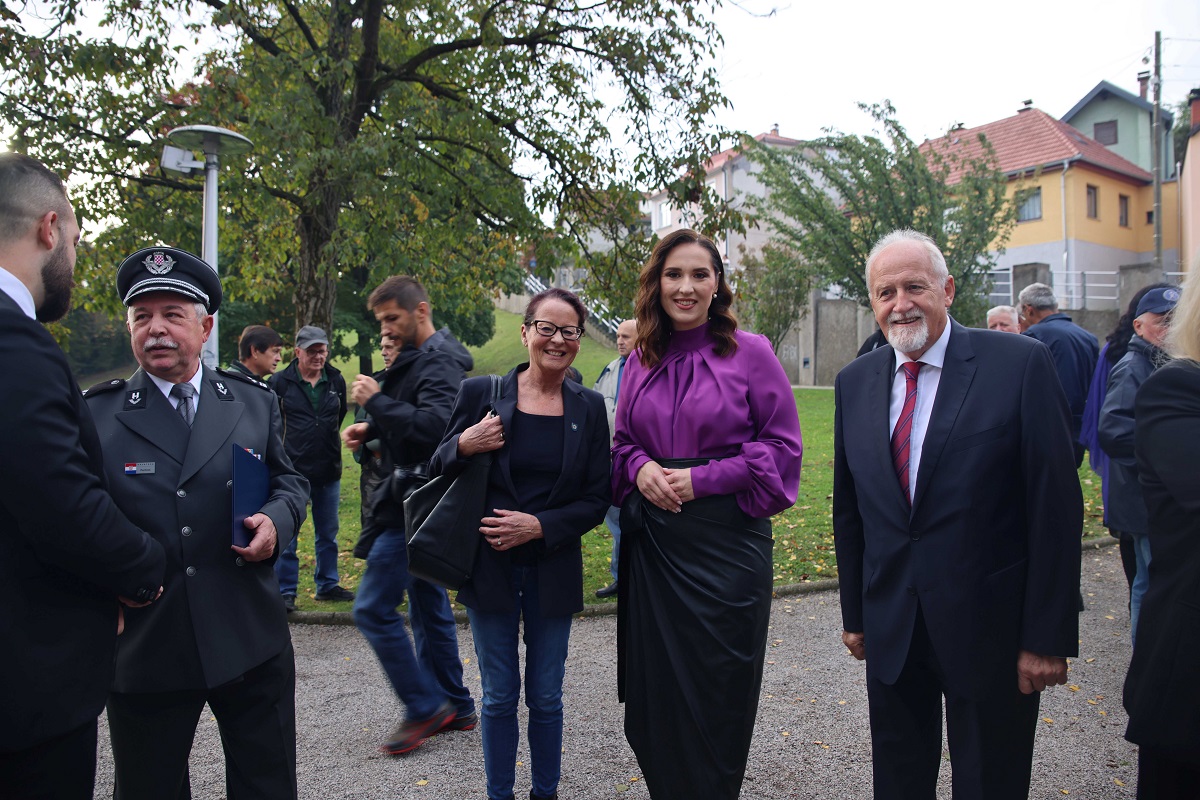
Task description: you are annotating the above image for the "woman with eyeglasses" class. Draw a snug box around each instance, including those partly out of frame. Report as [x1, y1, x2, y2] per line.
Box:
[431, 287, 610, 800]
[612, 229, 803, 799]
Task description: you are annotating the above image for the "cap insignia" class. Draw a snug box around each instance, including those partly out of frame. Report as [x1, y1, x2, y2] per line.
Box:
[143, 252, 176, 275]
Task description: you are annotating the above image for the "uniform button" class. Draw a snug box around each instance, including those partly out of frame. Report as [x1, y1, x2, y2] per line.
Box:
[181, 526, 192, 537]
[910, 531, 920, 541]
[176, 489, 187, 498]
[235, 557, 245, 567]
[186, 566, 197, 577]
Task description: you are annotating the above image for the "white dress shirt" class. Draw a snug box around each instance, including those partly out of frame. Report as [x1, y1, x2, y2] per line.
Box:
[888, 322, 953, 501]
[0, 266, 36, 320]
[148, 365, 204, 416]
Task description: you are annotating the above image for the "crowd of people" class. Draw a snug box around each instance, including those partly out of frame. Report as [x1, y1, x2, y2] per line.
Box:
[2, 150, 1197, 800]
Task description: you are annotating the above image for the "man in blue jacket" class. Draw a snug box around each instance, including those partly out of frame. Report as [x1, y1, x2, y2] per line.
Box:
[1018, 282, 1099, 467]
[269, 325, 353, 610]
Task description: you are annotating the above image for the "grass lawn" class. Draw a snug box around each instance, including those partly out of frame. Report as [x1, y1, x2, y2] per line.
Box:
[292, 308, 1109, 613]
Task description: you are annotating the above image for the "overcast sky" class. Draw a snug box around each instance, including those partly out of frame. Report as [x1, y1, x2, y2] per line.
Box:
[707, 0, 1200, 144]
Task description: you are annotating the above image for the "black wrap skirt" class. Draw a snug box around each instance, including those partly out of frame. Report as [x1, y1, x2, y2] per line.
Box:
[618, 460, 774, 800]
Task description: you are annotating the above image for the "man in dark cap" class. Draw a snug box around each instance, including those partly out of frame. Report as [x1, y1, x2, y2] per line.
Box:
[0, 153, 165, 799]
[84, 246, 308, 799]
[269, 324, 352, 610]
[1099, 284, 1180, 647]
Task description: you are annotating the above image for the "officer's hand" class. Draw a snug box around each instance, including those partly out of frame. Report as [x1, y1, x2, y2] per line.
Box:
[342, 422, 369, 452]
[350, 374, 382, 406]
[233, 513, 278, 562]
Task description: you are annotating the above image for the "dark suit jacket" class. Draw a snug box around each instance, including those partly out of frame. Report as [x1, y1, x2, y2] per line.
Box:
[1124, 359, 1200, 765]
[0, 292, 164, 751]
[84, 366, 308, 692]
[431, 366, 610, 616]
[833, 321, 1081, 699]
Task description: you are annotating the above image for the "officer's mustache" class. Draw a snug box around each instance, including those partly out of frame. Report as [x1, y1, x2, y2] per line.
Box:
[143, 336, 180, 351]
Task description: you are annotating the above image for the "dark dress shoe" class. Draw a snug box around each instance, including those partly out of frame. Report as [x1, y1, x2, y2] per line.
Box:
[595, 581, 618, 599]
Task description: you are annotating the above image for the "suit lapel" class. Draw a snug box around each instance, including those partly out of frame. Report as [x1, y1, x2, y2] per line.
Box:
[911, 323, 976, 512]
[868, 348, 911, 512]
[116, 370, 190, 464]
[493, 370, 520, 502]
[180, 367, 245, 485]
[546, 383, 586, 505]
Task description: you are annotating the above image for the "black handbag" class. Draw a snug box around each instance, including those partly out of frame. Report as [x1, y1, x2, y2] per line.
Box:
[403, 374, 502, 589]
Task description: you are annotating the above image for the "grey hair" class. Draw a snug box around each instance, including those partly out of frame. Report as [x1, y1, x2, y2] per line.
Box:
[865, 229, 949, 286]
[1017, 282, 1058, 312]
[987, 305, 1019, 324]
[126, 302, 209, 323]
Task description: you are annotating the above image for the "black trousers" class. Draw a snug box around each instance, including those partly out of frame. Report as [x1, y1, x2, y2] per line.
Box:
[0, 719, 97, 800]
[1137, 746, 1200, 799]
[866, 608, 1041, 800]
[107, 644, 297, 800]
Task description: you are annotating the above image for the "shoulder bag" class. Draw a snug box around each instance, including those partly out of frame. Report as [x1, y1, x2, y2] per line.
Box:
[403, 374, 502, 589]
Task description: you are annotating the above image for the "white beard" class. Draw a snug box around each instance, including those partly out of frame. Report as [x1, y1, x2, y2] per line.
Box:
[885, 314, 929, 355]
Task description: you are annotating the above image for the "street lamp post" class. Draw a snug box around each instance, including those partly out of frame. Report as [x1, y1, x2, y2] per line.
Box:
[160, 125, 253, 368]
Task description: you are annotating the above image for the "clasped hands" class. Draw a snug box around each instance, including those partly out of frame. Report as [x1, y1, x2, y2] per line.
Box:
[635, 461, 694, 512]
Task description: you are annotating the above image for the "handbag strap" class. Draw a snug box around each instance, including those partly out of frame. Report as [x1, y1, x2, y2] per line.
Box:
[489, 373, 502, 410]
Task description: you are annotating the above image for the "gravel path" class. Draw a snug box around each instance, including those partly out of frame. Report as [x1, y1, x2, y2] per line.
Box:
[94, 540, 1138, 799]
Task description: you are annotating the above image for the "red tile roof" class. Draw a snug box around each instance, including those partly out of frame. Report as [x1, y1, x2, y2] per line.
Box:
[925, 107, 1152, 184]
[705, 131, 802, 172]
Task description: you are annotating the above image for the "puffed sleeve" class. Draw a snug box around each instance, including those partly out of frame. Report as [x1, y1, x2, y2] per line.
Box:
[689, 333, 803, 517]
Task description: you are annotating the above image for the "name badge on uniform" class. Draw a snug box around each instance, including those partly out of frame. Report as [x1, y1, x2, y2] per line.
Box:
[124, 462, 155, 475]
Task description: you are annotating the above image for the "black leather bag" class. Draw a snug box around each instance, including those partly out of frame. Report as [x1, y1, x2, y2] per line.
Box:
[403, 375, 502, 590]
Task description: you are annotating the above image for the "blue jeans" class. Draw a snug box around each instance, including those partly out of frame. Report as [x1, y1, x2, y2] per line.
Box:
[353, 528, 474, 721]
[604, 505, 622, 582]
[276, 478, 341, 595]
[1130, 531, 1153, 648]
[468, 566, 572, 800]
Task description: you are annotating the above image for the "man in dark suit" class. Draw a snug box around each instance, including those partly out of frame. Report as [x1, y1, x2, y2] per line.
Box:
[85, 247, 308, 799]
[0, 153, 165, 799]
[833, 229, 1082, 799]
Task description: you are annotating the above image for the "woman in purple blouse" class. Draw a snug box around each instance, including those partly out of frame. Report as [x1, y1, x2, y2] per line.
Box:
[611, 229, 803, 799]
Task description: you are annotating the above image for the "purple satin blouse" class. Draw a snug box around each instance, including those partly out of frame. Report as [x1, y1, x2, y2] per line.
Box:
[611, 323, 803, 518]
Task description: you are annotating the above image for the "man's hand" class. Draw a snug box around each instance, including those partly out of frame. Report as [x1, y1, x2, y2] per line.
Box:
[350, 374, 382, 406]
[843, 630, 866, 661]
[636, 461, 682, 512]
[1017, 650, 1068, 694]
[342, 422, 369, 453]
[232, 513, 278, 562]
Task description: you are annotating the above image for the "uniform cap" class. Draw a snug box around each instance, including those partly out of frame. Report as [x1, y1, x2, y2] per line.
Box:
[116, 247, 222, 313]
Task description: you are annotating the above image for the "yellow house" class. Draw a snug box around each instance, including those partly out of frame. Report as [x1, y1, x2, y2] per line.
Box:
[938, 104, 1180, 309]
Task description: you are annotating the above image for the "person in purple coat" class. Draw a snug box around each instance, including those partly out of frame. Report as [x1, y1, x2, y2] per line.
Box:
[611, 229, 803, 800]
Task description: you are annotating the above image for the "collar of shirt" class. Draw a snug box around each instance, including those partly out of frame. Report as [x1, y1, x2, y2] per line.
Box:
[147, 366, 204, 415]
[0, 266, 36, 320]
[889, 321, 953, 502]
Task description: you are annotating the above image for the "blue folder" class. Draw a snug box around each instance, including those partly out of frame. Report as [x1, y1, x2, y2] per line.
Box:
[231, 444, 269, 548]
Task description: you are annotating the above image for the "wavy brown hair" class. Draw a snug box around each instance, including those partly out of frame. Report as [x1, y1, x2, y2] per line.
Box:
[634, 228, 738, 369]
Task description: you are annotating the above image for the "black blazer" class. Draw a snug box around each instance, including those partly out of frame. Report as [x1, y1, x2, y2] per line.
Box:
[833, 321, 1082, 699]
[0, 291, 164, 751]
[1124, 359, 1200, 765]
[431, 365, 610, 616]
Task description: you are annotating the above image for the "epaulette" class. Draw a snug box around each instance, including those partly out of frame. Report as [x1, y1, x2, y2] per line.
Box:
[82, 378, 126, 398]
[216, 366, 272, 391]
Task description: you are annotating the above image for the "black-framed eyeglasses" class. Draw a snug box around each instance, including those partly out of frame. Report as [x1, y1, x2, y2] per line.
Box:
[530, 320, 584, 341]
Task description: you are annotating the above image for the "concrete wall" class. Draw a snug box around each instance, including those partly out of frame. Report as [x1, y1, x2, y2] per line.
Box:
[814, 298, 862, 386]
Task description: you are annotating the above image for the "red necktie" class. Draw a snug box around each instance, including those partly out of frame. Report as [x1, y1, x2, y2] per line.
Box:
[891, 362, 923, 504]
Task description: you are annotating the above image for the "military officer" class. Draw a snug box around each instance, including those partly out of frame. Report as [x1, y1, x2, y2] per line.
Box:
[85, 247, 309, 800]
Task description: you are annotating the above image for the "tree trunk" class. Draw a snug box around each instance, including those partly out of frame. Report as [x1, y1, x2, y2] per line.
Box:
[292, 189, 342, 338]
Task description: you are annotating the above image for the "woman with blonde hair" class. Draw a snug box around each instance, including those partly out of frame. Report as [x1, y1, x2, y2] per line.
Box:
[1124, 271, 1200, 797]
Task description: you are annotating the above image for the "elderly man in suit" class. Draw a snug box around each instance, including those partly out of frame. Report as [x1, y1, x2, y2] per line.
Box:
[0, 154, 165, 799]
[84, 247, 308, 800]
[833, 229, 1081, 800]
